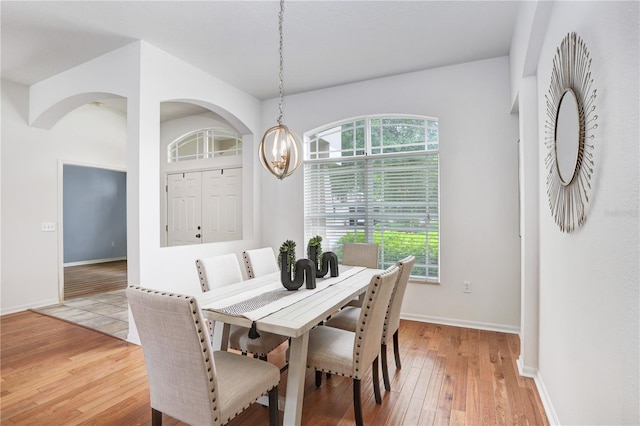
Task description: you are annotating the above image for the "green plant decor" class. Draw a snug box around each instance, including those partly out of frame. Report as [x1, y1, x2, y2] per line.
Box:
[278, 239, 297, 274]
[307, 235, 323, 266]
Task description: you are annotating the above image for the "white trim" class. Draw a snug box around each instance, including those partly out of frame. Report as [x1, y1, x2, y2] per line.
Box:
[63, 257, 127, 267]
[516, 356, 538, 378]
[127, 327, 141, 346]
[400, 312, 520, 335]
[304, 113, 439, 142]
[57, 160, 128, 304]
[532, 368, 561, 425]
[517, 359, 560, 425]
[0, 298, 60, 316]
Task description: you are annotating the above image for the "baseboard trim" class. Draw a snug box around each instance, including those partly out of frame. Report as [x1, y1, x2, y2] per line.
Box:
[1, 298, 60, 316]
[516, 356, 560, 425]
[64, 257, 127, 267]
[532, 369, 560, 425]
[400, 313, 520, 335]
[516, 357, 538, 378]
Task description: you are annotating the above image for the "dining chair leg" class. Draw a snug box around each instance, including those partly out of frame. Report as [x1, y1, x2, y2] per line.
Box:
[151, 408, 162, 426]
[381, 343, 391, 391]
[353, 378, 363, 426]
[268, 386, 279, 426]
[372, 356, 382, 404]
[393, 330, 401, 369]
[315, 370, 322, 387]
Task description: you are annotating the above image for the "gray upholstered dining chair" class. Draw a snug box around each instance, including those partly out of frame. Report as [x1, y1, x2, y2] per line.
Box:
[242, 247, 279, 279]
[196, 254, 288, 362]
[342, 242, 379, 269]
[127, 286, 280, 426]
[325, 255, 415, 391]
[342, 242, 380, 308]
[305, 265, 400, 426]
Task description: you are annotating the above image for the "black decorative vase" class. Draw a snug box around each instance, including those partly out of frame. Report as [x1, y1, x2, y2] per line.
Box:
[279, 254, 317, 290]
[308, 246, 339, 278]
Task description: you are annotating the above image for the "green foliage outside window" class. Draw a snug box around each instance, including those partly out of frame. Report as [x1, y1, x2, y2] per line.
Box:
[334, 230, 439, 279]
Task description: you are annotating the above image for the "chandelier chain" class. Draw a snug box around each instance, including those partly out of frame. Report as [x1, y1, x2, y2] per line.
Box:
[277, 0, 285, 125]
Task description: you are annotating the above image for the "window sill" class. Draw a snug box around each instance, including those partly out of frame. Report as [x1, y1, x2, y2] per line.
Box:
[409, 278, 440, 285]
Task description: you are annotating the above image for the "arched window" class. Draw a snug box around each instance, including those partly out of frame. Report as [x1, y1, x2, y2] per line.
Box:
[168, 127, 242, 163]
[304, 115, 439, 281]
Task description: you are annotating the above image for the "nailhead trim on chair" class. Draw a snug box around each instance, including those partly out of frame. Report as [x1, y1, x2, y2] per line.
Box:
[381, 257, 407, 340]
[130, 285, 276, 425]
[131, 286, 221, 422]
[352, 275, 381, 376]
[195, 260, 210, 292]
[242, 251, 255, 279]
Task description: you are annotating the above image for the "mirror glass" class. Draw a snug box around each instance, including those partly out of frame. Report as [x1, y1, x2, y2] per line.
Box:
[555, 89, 581, 185]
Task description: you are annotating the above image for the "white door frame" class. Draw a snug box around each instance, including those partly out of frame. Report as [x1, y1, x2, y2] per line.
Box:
[57, 160, 127, 303]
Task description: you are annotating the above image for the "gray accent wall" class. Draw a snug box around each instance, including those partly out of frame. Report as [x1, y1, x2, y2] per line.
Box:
[63, 165, 127, 263]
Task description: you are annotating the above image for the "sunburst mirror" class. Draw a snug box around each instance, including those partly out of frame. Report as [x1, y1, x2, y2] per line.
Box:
[544, 32, 598, 232]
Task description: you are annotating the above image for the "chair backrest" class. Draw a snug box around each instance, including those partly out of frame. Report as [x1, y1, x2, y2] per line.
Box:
[242, 247, 278, 279]
[383, 255, 416, 343]
[196, 254, 243, 292]
[352, 265, 399, 379]
[342, 243, 379, 269]
[127, 286, 221, 426]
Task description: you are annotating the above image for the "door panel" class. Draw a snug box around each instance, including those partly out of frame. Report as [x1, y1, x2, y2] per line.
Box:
[202, 168, 242, 243]
[167, 172, 202, 246]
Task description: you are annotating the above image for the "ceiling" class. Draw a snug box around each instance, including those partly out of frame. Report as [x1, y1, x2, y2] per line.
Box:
[1, 1, 520, 101]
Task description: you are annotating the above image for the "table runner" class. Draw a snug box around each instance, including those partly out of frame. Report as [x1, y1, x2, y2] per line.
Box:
[202, 265, 365, 322]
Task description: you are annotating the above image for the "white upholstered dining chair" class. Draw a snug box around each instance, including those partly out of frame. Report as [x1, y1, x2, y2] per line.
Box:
[342, 242, 379, 308]
[305, 265, 400, 426]
[196, 254, 288, 361]
[127, 286, 280, 426]
[325, 255, 415, 391]
[242, 247, 279, 279]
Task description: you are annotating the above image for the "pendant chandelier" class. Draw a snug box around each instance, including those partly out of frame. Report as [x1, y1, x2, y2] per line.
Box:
[259, 0, 301, 180]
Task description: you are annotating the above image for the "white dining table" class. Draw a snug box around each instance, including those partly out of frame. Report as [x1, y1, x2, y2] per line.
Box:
[195, 266, 382, 426]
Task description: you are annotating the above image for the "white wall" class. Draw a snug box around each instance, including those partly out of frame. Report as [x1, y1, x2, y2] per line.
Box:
[509, 0, 555, 380]
[133, 42, 262, 296]
[534, 2, 639, 424]
[260, 57, 522, 331]
[1, 79, 128, 313]
[1, 42, 265, 320]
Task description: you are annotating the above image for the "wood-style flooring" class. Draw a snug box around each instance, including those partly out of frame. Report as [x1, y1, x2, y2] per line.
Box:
[64, 260, 128, 299]
[1, 311, 548, 425]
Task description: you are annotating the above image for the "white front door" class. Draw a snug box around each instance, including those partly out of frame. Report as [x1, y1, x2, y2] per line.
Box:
[167, 172, 202, 246]
[201, 168, 242, 243]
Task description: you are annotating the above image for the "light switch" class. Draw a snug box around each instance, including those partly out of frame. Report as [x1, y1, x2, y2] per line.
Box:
[41, 222, 56, 232]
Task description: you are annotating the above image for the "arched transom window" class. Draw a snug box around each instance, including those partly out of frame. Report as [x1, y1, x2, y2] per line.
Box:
[168, 127, 242, 163]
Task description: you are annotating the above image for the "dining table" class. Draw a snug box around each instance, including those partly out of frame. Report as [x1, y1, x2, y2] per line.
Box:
[195, 265, 383, 426]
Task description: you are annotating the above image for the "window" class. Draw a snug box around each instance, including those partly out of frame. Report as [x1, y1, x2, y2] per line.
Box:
[304, 116, 439, 281]
[168, 127, 242, 163]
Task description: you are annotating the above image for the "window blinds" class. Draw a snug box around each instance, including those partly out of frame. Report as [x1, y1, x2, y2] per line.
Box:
[304, 151, 439, 280]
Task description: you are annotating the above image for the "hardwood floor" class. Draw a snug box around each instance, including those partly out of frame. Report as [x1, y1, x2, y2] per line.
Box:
[0, 311, 548, 425]
[64, 260, 128, 299]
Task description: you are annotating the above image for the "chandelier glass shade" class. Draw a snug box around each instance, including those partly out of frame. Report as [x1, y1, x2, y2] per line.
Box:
[259, 0, 301, 180]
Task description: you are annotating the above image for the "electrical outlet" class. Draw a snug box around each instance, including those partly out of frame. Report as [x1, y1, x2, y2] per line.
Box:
[463, 280, 472, 293]
[41, 222, 56, 232]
